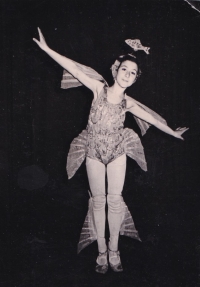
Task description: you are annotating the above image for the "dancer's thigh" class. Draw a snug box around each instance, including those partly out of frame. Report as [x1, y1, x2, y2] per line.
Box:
[107, 154, 127, 195]
[86, 157, 106, 196]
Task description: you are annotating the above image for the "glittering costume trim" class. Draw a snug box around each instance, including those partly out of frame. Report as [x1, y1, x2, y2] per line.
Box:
[77, 194, 97, 254]
[66, 130, 88, 179]
[120, 201, 141, 241]
[123, 128, 147, 171]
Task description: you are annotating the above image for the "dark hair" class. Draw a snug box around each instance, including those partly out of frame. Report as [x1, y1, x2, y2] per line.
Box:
[117, 54, 142, 78]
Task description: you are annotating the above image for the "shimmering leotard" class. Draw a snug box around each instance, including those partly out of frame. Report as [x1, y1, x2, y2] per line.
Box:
[86, 86, 126, 164]
[67, 86, 147, 179]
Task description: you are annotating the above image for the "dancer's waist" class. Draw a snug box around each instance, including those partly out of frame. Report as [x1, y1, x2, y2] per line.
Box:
[87, 128, 123, 136]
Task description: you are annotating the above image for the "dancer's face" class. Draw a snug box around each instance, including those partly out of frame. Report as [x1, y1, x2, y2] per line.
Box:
[116, 60, 138, 88]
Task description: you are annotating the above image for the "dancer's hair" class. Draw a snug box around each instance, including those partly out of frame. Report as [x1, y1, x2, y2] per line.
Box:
[116, 54, 142, 78]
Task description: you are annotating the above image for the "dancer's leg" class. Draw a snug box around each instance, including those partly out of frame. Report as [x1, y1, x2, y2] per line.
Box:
[107, 154, 126, 264]
[86, 157, 107, 254]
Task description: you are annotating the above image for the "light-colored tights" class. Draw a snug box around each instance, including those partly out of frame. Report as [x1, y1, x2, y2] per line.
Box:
[86, 154, 126, 256]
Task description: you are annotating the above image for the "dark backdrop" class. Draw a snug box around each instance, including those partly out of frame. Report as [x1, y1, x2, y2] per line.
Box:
[1, 0, 200, 286]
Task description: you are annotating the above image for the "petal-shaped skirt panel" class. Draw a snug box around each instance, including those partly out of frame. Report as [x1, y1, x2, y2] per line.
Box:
[67, 128, 147, 179]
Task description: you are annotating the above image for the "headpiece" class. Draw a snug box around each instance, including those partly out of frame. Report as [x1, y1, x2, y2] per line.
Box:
[125, 39, 150, 54]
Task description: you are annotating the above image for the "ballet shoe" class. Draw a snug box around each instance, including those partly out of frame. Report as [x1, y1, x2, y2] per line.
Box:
[108, 248, 123, 272]
[95, 250, 108, 274]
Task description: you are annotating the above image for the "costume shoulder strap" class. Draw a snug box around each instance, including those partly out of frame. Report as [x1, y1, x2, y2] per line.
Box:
[130, 98, 167, 136]
[61, 60, 108, 89]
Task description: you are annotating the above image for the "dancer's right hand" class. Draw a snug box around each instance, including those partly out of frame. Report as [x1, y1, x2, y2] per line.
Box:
[33, 27, 49, 51]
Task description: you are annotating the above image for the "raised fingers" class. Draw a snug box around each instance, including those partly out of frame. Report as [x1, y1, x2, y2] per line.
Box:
[32, 28, 42, 44]
[176, 127, 189, 132]
[38, 28, 43, 40]
[176, 127, 185, 130]
[38, 27, 41, 37]
[181, 127, 189, 134]
[33, 38, 39, 44]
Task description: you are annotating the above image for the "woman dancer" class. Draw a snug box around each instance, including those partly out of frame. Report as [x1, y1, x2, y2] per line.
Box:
[33, 28, 188, 273]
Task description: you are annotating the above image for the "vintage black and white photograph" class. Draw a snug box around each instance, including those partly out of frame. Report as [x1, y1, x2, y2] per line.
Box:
[1, 0, 200, 286]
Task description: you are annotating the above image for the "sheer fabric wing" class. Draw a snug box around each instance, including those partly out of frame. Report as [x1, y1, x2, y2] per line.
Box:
[61, 61, 108, 89]
[131, 98, 167, 136]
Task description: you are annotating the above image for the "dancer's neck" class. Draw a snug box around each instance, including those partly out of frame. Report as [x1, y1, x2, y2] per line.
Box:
[107, 81, 126, 99]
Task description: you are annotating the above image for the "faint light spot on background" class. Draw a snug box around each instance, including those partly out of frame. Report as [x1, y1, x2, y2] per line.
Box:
[18, 165, 49, 190]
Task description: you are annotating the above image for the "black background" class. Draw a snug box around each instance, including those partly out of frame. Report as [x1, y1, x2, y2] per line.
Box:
[1, 0, 200, 286]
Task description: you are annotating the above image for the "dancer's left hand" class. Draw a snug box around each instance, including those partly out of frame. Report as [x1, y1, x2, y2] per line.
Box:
[173, 127, 189, 140]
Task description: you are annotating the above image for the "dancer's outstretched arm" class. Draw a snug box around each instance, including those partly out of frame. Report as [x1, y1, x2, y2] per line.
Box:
[127, 98, 189, 140]
[33, 28, 103, 95]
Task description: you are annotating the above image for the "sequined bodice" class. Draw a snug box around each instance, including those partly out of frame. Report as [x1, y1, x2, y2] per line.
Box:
[87, 87, 126, 135]
[86, 87, 127, 164]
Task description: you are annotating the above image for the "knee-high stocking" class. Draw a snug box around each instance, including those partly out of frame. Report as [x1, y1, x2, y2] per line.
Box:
[93, 195, 107, 253]
[107, 194, 122, 252]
